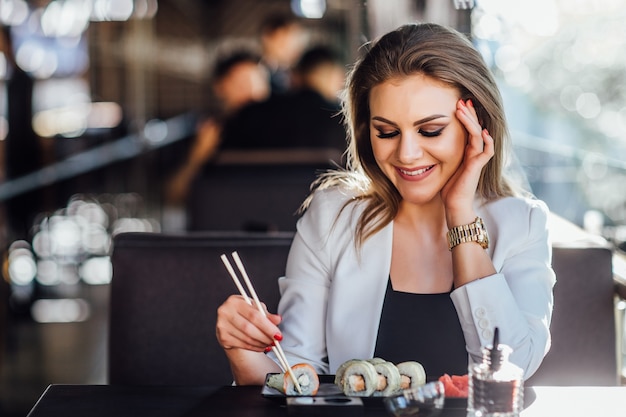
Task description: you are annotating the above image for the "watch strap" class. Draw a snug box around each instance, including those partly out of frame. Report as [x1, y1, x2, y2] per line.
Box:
[447, 216, 489, 251]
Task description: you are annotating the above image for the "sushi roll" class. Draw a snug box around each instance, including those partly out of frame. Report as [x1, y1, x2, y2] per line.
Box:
[372, 361, 401, 396]
[396, 361, 426, 390]
[334, 359, 361, 386]
[366, 357, 387, 365]
[341, 360, 378, 397]
[266, 363, 320, 396]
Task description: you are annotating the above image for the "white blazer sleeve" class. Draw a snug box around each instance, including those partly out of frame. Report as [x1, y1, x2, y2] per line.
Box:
[273, 189, 346, 374]
[450, 198, 556, 379]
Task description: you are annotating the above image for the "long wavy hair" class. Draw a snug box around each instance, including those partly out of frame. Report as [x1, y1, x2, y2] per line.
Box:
[306, 22, 516, 247]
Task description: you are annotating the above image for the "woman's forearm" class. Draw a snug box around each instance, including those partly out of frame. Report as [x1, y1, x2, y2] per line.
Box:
[225, 348, 282, 385]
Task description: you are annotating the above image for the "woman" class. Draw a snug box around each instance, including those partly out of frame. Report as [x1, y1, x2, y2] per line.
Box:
[216, 22, 555, 385]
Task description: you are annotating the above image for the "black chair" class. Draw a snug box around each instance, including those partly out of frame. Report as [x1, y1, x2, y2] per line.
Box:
[187, 148, 343, 232]
[108, 231, 293, 386]
[527, 215, 624, 386]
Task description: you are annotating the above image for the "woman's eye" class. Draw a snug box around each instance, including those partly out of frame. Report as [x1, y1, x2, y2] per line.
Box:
[418, 127, 444, 137]
[376, 130, 399, 139]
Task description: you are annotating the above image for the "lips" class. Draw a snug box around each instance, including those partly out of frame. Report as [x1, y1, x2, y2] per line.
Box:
[398, 165, 435, 177]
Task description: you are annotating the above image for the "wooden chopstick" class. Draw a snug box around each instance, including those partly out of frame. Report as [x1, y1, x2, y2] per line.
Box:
[229, 252, 302, 393]
[220, 252, 303, 394]
[222, 252, 302, 394]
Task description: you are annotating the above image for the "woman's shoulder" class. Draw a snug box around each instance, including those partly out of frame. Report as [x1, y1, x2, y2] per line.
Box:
[482, 195, 549, 216]
[483, 196, 549, 217]
[480, 195, 550, 237]
[297, 186, 365, 237]
[302, 186, 363, 222]
[307, 186, 360, 209]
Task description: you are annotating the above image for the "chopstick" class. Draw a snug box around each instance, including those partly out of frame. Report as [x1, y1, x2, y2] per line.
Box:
[220, 251, 303, 394]
[228, 252, 303, 394]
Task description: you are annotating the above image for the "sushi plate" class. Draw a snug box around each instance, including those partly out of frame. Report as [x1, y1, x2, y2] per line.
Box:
[261, 374, 467, 408]
[262, 374, 342, 402]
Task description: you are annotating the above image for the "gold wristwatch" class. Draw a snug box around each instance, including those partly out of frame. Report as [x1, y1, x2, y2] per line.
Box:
[447, 216, 489, 251]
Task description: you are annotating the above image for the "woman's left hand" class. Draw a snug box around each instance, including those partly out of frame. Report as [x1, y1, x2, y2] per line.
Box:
[441, 99, 494, 224]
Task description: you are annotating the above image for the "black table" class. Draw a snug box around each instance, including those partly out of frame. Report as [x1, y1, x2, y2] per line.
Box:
[26, 384, 626, 417]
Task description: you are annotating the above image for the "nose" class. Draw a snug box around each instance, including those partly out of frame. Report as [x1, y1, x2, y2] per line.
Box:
[396, 133, 424, 163]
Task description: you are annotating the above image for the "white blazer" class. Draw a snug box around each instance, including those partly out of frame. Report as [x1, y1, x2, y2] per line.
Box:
[273, 187, 556, 379]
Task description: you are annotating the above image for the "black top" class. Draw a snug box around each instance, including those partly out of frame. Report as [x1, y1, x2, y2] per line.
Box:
[374, 279, 468, 377]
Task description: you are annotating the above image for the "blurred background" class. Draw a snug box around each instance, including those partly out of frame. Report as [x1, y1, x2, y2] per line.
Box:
[1, 0, 626, 415]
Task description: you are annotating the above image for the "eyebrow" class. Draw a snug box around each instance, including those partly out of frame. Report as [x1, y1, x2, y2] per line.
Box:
[371, 114, 447, 126]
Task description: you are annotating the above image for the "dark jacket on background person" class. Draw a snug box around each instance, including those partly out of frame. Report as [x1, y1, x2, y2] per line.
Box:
[220, 87, 346, 152]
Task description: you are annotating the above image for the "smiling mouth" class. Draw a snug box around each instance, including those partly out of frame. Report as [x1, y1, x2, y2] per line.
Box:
[399, 165, 435, 176]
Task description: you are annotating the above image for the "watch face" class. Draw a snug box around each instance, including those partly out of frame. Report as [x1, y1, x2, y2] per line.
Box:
[481, 231, 489, 249]
[476, 218, 489, 249]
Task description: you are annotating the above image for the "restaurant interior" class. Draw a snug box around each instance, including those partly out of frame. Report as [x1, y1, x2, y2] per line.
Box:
[1, 0, 626, 416]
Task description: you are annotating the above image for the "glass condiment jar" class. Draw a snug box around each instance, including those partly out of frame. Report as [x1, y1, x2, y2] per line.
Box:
[467, 328, 524, 417]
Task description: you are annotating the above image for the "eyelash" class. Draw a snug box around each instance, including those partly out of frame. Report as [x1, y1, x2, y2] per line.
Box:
[420, 127, 445, 137]
[377, 131, 398, 139]
[376, 127, 445, 139]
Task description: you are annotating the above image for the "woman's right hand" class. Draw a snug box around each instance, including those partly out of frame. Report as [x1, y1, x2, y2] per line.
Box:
[441, 99, 494, 225]
[216, 295, 282, 352]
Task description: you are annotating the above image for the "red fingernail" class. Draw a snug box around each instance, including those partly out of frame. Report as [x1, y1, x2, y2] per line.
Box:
[459, 99, 466, 107]
[467, 99, 473, 107]
[274, 333, 283, 341]
[264, 346, 272, 353]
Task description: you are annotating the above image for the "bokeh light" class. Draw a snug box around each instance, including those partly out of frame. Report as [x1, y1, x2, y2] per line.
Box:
[0, 0, 30, 26]
[143, 118, 168, 144]
[291, 0, 326, 19]
[80, 257, 113, 285]
[31, 298, 90, 323]
[7, 193, 159, 312]
[8, 245, 37, 286]
[575, 92, 601, 119]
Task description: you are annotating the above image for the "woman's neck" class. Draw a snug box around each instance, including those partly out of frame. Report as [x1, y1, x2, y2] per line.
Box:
[394, 197, 447, 234]
[390, 197, 454, 293]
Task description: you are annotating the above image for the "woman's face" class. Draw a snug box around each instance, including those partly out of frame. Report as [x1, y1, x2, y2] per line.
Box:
[369, 74, 467, 206]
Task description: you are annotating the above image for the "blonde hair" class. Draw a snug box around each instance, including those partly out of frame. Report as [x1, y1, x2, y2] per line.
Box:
[306, 23, 516, 247]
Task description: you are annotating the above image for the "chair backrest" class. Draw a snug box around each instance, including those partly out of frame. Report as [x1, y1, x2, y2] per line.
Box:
[187, 148, 342, 232]
[108, 231, 293, 386]
[527, 216, 618, 386]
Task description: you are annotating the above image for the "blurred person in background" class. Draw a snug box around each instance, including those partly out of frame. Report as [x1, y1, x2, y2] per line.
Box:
[291, 45, 346, 105]
[0, 25, 45, 242]
[164, 47, 270, 209]
[258, 13, 308, 96]
[220, 45, 347, 153]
